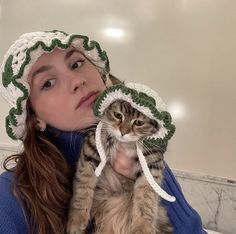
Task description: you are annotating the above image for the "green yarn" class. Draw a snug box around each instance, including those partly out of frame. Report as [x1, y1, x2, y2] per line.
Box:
[2, 55, 14, 88]
[93, 84, 176, 147]
[3, 30, 110, 140]
[5, 117, 17, 140]
[48, 30, 68, 35]
[139, 92, 156, 106]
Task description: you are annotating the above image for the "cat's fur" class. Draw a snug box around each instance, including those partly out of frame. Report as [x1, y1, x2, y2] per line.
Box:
[67, 100, 173, 234]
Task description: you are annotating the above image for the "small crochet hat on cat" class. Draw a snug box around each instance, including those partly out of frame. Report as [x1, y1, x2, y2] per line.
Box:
[93, 82, 176, 202]
[0, 30, 110, 140]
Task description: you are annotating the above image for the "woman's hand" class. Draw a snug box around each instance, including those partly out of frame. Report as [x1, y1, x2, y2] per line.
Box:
[111, 145, 136, 179]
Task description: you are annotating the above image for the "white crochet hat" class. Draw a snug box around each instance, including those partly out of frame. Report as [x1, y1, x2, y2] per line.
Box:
[0, 30, 110, 140]
[93, 82, 176, 202]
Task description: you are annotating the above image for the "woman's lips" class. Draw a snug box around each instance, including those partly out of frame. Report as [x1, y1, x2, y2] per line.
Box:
[76, 91, 99, 109]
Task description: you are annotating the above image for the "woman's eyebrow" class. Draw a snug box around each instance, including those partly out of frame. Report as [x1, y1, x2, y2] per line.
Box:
[31, 49, 78, 79]
[32, 65, 53, 79]
[64, 49, 77, 61]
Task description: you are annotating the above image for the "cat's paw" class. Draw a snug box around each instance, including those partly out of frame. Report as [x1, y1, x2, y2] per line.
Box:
[66, 210, 89, 234]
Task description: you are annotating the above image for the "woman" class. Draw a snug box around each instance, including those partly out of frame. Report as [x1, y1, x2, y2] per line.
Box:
[0, 30, 207, 234]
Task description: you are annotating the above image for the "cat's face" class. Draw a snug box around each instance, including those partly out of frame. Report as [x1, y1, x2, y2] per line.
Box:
[102, 100, 159, 142]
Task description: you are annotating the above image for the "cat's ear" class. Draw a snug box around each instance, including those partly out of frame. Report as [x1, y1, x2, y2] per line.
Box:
[151, 120, 159, 129]
[107, 74, 123, 85]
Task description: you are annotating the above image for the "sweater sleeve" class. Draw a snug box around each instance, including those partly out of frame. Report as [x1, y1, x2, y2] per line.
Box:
[0, 171, 28, 234]
[161, 164, 207, 234]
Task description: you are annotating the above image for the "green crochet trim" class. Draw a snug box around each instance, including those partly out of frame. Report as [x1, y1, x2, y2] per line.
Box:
[93, 84, 175, 147]
[48, 29, 68, 35]
[2, 55, 14, 88]
[2, 30, 110, 140]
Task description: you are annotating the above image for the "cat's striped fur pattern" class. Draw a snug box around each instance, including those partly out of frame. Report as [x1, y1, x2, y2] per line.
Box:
[67, 100, 173, 234]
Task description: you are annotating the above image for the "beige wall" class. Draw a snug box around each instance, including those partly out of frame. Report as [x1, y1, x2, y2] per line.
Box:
[0, 0, 235, 180]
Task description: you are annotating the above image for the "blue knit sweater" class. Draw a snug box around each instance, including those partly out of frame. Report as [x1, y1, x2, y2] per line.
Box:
[0, 129, 207, 234]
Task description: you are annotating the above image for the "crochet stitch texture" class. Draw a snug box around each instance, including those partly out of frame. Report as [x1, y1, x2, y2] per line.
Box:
[0, 30, 110, 140]
[93, 82, 176, 202]
[93, 83, 175, 147]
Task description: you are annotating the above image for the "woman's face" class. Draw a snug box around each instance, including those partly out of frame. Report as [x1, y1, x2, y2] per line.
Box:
[28, 47, 106, 131]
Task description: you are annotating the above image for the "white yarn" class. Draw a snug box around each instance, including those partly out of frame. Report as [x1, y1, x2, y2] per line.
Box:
[95, 121, 107, 177]
[97, 89, 168, 141]
[125, 82, 167, 112]
[94, 83, 176, 202]
[0, 30, 109, 140]
[136, 144, 176, 202]
[94, 121, 176, 202]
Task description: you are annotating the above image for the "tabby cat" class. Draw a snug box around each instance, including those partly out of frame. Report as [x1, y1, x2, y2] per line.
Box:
[67, 100, 173, 234]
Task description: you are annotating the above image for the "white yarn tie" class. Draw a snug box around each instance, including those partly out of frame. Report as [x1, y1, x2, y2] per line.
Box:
[95, 121, 107, 177]
[136, 144, 176, 202]
[95, 121, 176, 202]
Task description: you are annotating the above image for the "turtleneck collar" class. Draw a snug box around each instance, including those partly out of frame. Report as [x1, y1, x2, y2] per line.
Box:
[46, 125, 85, 166]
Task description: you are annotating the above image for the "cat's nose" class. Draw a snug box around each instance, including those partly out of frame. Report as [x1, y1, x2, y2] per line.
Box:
[120, 124, 131, 136]
[120, 129, 129, 136]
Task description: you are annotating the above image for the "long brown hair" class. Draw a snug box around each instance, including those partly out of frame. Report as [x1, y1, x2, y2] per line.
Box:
[3, 74, 122, 233]
[3, 101, 73, 234]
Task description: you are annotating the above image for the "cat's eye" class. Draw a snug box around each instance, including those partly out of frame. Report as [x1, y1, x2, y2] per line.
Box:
[133, 120, 144, 126]
[113, 112, 123, 120]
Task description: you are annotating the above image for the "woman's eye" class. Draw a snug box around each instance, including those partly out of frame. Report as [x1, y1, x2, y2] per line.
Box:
[133, 119, 144, 126]
[71, 59, 85, 69]
[114, 112, 123, 120]
[41, 79, 55, 90]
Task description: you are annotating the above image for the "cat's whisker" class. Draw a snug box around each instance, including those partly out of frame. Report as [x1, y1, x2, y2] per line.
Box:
[137, 141, 154, 156]
[100, 119, 113, 126]
[68, 98, 172, 234]
[102, 125, 114, 132]
[138, 138, 165, 153]
[137, 141, 164, 159]
[100, 123, 116, 135]
[75, 124, 98, 133]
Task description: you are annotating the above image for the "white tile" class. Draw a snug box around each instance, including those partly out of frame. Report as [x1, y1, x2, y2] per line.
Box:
[174, 170, 236, 234]
[0, 0, 236, 181]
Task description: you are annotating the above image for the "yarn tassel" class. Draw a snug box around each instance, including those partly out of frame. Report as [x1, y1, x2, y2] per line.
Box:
[95, 121, 107, 176]
[136, 144, 176, 202]
[95, 121, 176, 202]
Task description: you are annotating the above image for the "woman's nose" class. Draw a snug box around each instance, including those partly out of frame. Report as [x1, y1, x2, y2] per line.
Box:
[68, 74, 86, 93]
